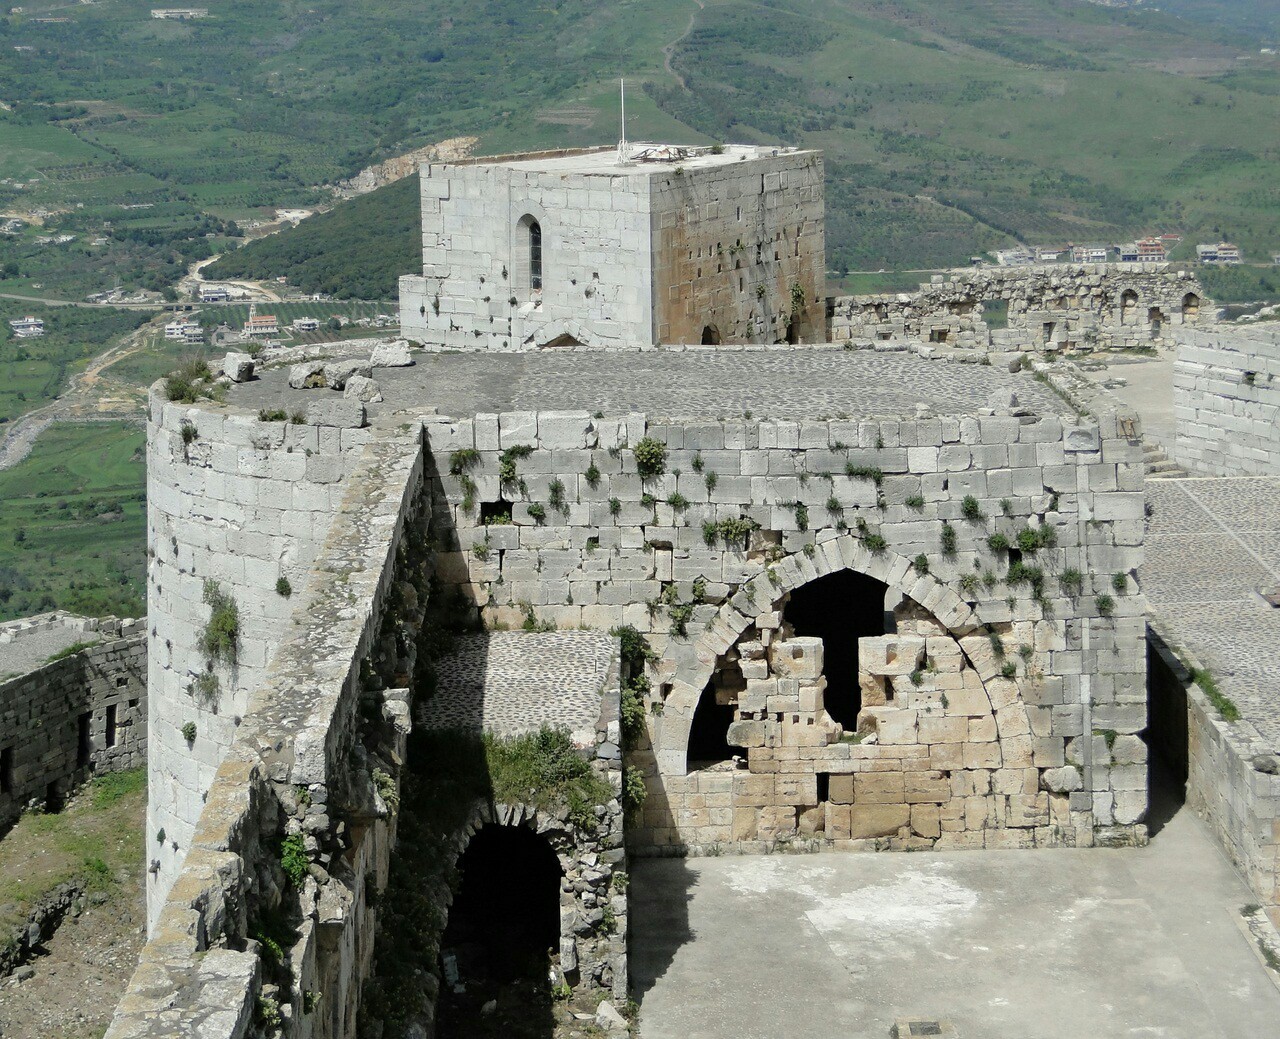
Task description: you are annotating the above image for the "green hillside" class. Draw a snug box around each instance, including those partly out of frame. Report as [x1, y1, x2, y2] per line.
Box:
[2, 0, 1279, 298]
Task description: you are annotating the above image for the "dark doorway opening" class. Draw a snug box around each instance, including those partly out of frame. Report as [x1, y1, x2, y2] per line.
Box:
[77, 712, 91, 769]
[1145, 627, 1188, 838]
[783, 570, 889, 730]
[700, 324, 721, 345]
[480, 500, 513, 525]
[442, 825, 563, 985]
[687, 679, 739, 769]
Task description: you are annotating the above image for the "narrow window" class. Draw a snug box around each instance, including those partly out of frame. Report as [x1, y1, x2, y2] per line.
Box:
[1, 746, 12, 794]
[105, 704, 118, 748]
[529, 220, 542, 292]
[78, 712, 92, 768]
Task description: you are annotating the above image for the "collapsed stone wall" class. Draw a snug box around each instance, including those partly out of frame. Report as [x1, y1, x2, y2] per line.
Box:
[830, 264, 1210, 354]
[1174, 326, 1280, 476]
[0, 615, 146, 832]
[1149, 629, 1280, 924]
[145, 387, 376, 925]
[425, 404, 1149, 852]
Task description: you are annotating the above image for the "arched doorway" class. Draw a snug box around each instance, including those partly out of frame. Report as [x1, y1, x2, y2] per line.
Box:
[442, 825, 563, 983]
[700, 324, 722, 345]
[782, 569, 889, 730]
[687, 677, 739, 769]
[1182, 293, 1201, 321]
[1120, 289, 1139, 325]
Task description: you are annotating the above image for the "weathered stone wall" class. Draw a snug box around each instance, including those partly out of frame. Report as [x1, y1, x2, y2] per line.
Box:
[649, 151, 824, 345]
[830, 264, 1210, 354]
[1149, 628, 1280, 925]
[145, 386, 375, 926]
[1174, 326, 1280, 476]
[425, 404, 1149, 852]
[0, 616, 146, 832]
[399, 145, 824, 350]
[109, 425, 428, 1039]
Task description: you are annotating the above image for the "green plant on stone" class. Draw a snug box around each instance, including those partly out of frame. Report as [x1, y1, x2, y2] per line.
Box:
[987, 532, 1010, 553]
[1095, 594, 1115, 617]
[280, 833, 309, 888]
[669, 491, 689, 513]
[912, 553, 929, 574]
[548, 478, 568, 514]
[1111, 572, 1128, 593]
[499, 444, 533, 490]
[864, 533, 887, 553]
[959, 573, 979, 597]
[961, 495, 983, 520]
[989, 631, 1006, 659]
[1191, 667, 1239, 722]
[940, 523, 957, 557]
[193, 671, 220, 705]
[199, 579, 240, 665]
[633, 437, 667, 479]
[1000, 498, 1013, 516]
[180, 420, 198, 446]
[256, 996, 282, 1029]
[691, 452, 705, 473]
[826, 496, 843, 516]
[609, 497, 622, 517]
[906, 494, 925, 510]
[692, 576, 707, 601]
[181, 721, 197, 744]
[448, 448, 480, 476]
[276, 576, 292, 598]
[845, 463, 884, 484]
[527, 502, 546, 524]
[585, 462, 601, 489]
[793, 501, 809, 531]
[373, 768, 400, 815]
[704, 471, 718, 493]
[290, 409, 306, 425]
[1001, 661, 1017, 678]
[623, 767, 647, 816]
[641, 492, 656, 508]
[909, 669, 924, 687]
[258, 409, 288, 422]
[1059, 568, 1083, 596]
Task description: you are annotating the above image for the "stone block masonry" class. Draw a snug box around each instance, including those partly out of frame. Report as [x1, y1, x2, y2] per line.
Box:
[399, 144, 824, 350]
[830, 264, 1210, 355]
[1174, 326, 1280, 476]
[425, 404, 1149, 853]
[0, 614, 146, 832]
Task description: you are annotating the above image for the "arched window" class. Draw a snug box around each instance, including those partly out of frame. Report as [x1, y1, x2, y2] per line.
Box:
[528, 219, 542, 292]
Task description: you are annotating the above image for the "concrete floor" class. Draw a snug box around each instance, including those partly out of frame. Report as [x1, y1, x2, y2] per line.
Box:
[630, 793, 1280, 1039]
[1078, 355, 1175, 451]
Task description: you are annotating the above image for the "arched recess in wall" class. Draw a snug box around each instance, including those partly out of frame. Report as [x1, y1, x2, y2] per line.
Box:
[512, 206, 548, 301]
[656, 535, 982, 778]
[1120, 289, 1140, 325]
[1182, 293, 1201, 321]
[701, 324, 722, 346]
[442, 821, 565, 981]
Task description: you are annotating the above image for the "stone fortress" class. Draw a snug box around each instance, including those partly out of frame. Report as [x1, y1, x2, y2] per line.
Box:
[88, 143, 1280, 1038]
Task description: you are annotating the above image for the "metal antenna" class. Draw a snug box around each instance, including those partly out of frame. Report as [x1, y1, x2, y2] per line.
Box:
[617, 78, 629, 165]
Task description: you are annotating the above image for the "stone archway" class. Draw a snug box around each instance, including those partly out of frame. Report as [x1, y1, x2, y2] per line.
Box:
[644, 535, 1071, 851]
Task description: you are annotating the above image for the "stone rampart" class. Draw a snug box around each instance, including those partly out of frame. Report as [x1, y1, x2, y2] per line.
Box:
[424, 404, 1149, 852]
[1174, 326, 1280, 476]
[109, 424, 428, 1039]
[830, 264, 1210, 354]
[145, 386, 376, 924]
[0, 614, 146, 832]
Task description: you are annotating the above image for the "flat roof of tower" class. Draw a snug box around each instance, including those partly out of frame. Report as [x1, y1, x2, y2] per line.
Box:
[436, 143, 818, 177]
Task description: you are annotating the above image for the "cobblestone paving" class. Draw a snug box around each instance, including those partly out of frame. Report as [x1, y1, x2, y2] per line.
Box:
[1142, 477, 1280, 748]
[418, 630, 613, 741]
[235, 347, 1071, 421]
[0, 616, 99, 680]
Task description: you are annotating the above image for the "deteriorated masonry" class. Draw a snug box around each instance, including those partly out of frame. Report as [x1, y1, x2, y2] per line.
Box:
[0, 613, 146, 832]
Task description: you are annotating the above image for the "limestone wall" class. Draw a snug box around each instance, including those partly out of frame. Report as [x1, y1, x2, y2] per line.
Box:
[109, 426, 428, 1039]
[400, 147, 655, 351]
[145, 385, 376, 925]
[0, 617, 146, 831]
[1174, 326, 1280, 476]
[830, 264, 1210, 354]
[425, 404, 1149, 852]
[649, 151, 824, 345]
[1149, 629, 1280, 923]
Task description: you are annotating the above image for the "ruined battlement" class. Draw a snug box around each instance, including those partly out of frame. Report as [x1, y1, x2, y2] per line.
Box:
[831, 263, 1211, 354]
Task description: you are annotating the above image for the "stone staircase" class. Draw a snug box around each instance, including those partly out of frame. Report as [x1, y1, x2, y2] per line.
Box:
[1143, 440, 1186, 480]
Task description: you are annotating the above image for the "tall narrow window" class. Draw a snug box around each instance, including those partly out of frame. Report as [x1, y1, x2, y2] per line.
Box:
[528, 220, 543, 292]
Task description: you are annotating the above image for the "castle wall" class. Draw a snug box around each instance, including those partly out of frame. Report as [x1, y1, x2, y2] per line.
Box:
[110, 426, 428, 1039]
[0, 616, 146, 831]
[830, 264, 1210, 353]
[649, 151, 825, 345]
[400, 149, 655, 351]
[425, 406, 1149, 851]
[144, 387, 375, 926]
[1174, 326, 1280, 476]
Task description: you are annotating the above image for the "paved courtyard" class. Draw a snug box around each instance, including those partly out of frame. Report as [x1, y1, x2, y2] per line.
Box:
[235, 346, 1069, 421]
[630, 799, 1280, 1039]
